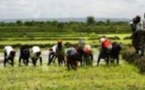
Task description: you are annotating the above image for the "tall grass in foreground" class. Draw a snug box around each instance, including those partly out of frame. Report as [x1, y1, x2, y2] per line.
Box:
[0, 61, 145, 90]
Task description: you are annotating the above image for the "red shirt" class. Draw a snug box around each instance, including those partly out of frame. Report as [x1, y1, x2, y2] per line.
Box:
[102, 39, 111, 48]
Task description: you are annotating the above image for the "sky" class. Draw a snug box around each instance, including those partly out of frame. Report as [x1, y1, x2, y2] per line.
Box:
[0, 0, 145, 19]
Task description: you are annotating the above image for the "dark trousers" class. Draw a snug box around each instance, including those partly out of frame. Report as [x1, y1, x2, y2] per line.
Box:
[48, 52, 56, 65]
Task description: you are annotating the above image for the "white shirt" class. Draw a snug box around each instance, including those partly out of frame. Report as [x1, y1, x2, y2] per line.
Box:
[32, 46, 41, 53]
[136, 21, 143, 32]
[52, 45, 57, 53]
[4, 46, 14, 56]
[129, 21, 133, 25]
[31, 46, 41, 59]
[100, 38, 106, 43]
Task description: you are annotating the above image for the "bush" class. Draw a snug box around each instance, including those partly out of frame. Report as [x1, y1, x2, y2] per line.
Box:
[123, 36, 131, 40]
[108, 36, 120, 40]
[98, 36, 120, 40]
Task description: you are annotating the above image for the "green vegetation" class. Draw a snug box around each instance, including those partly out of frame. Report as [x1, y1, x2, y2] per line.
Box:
[0, 32, 131, 49]
[0, 18, 145, 90]
[0, 19, 132, 48]
[0, 18, 132, 49]
[0, 61, 145, 90]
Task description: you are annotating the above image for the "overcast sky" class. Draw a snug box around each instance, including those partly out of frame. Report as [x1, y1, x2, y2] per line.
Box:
[0, 0, 145, 19]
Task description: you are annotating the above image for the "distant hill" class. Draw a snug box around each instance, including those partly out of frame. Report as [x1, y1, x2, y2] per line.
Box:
[0, 17, 131, 23]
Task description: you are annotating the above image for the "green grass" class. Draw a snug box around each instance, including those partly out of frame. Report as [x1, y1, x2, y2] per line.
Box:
[97, 33, 131, 39]
[0, 39, 131, 47]
[0, 25, 139, 90]
[0, 61, 145, 90]
[0, 33, 131, 46]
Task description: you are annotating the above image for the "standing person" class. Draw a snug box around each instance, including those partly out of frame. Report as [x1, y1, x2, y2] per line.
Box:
[135, 15, 143, 32]
[55, 40, 65, 66]
[130, 17, 137, 33]
[133, 15, 144, 38]
[143, 13, 145, 29]
[130, 15, 142, 32]
[131, 14, 145, 56]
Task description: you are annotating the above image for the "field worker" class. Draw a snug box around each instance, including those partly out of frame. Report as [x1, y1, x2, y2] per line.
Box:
[4, 46, 16, 67]
[31, 46, 41, 60]
[130, 17, 137, 33]
[55, 39, 65, 65]
[136, 15, 143, 31]
[143, 13, 145, 29]
[84, 44, 92, 55]
[66, 45, 78, 70]
[83, 44, 93, 65]
[31, 46, 41, 56]
[66, 47, 78, 59]
[4, 46, 15, 59]
[78, 38, 86, 49]
[31, 46, 42, 66]
[52, 44, 57, 53]
[48, 45, 57, 65]
[56, 40, 65, 56]
[99, 37, 112, 53]
[130, 16, 143, 32]
[131, 15, 144, 38]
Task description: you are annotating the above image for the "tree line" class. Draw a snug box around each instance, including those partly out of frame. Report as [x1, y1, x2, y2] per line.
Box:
[0, 16, 131, 33]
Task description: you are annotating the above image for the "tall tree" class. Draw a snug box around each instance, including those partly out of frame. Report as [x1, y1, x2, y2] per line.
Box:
[86, 16, 95, 25]
[16, 20, 23, 25]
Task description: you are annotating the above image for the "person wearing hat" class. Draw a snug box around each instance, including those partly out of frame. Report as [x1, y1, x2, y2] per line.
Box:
[55, 39, 65, 65]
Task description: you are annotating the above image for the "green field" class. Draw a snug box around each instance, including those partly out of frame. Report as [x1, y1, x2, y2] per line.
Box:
[0, 31, 131, 49]
[0, 23, 142, 90]
[0, 61, 145, 90]
[0, 24, 132, 49]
